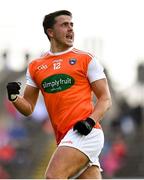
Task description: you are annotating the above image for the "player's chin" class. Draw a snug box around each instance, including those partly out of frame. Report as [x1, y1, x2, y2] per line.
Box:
[65, 39, 74, 46]
[66, 41, 73, 47]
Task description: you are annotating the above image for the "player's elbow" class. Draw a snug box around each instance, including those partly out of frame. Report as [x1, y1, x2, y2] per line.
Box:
[101, 95, 112, 112]
[21, 104, 34, 117]
[22, 110, 33, 117]
[107, 96, 112, 110]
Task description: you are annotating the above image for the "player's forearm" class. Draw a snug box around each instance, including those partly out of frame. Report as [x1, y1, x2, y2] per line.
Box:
[12, 95, 33, 116]
[89, 96, 112, 123]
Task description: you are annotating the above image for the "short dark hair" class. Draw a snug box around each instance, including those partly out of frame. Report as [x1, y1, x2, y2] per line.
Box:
[43, 10, 72, 40]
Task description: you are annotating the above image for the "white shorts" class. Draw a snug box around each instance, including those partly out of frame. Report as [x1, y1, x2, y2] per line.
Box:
[58, 127, 104, 178]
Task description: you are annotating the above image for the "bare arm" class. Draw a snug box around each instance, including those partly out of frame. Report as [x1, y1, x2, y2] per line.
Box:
[12, 85, 39, 116]
[89, 78, 112, 123]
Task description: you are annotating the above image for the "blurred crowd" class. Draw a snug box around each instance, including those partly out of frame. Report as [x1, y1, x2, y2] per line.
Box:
[0, 50, 144, 179]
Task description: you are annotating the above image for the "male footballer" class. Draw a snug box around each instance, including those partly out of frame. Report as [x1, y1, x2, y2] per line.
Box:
[6, 10, 112, 179]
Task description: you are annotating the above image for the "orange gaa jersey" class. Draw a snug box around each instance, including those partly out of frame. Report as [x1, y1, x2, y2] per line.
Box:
[26, 47, 106, 144]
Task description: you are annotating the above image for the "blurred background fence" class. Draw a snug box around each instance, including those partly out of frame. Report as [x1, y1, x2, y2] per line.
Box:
[0, 50, 144, 179]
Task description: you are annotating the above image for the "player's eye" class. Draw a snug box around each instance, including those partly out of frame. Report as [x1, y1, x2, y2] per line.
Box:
[70, 22, 74, 27]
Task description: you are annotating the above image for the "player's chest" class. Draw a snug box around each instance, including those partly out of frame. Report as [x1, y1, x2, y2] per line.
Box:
[34, 57, 88, 93]
[35, 57, 84, 79]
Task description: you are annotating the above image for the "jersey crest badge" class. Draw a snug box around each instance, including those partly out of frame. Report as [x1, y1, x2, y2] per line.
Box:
[69, 58, 77, 65]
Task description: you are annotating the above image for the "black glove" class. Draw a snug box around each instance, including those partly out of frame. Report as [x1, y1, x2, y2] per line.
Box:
[6, 82, 21, 101]
[73, 117, 96, 135]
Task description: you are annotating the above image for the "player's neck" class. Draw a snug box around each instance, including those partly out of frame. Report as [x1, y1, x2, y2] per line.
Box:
[49, 46, 73, 55]
[50, 43, 73, 53]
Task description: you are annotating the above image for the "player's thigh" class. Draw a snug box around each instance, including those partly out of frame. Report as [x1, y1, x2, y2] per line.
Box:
[45, 146, 89, 178]
[77, 165, 102, 179]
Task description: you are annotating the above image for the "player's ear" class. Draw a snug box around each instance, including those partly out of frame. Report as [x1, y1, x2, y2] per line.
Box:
[47, 28, 54, 39]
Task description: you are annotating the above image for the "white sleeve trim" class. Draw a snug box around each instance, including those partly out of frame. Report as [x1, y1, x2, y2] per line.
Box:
[26, 69, 38, 88]
[87, 57, 106, 83]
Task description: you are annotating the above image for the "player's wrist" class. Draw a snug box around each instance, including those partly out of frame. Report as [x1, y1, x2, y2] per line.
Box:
[86, 117, 96, 127]
[73, 117, 96, 136]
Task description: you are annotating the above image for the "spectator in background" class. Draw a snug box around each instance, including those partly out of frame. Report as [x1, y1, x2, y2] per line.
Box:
[101, 134, 127, 178]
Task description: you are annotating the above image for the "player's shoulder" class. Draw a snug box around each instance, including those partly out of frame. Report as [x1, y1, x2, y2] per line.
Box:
[72, 48, 95, 59]
[28, 51, 50, 65]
